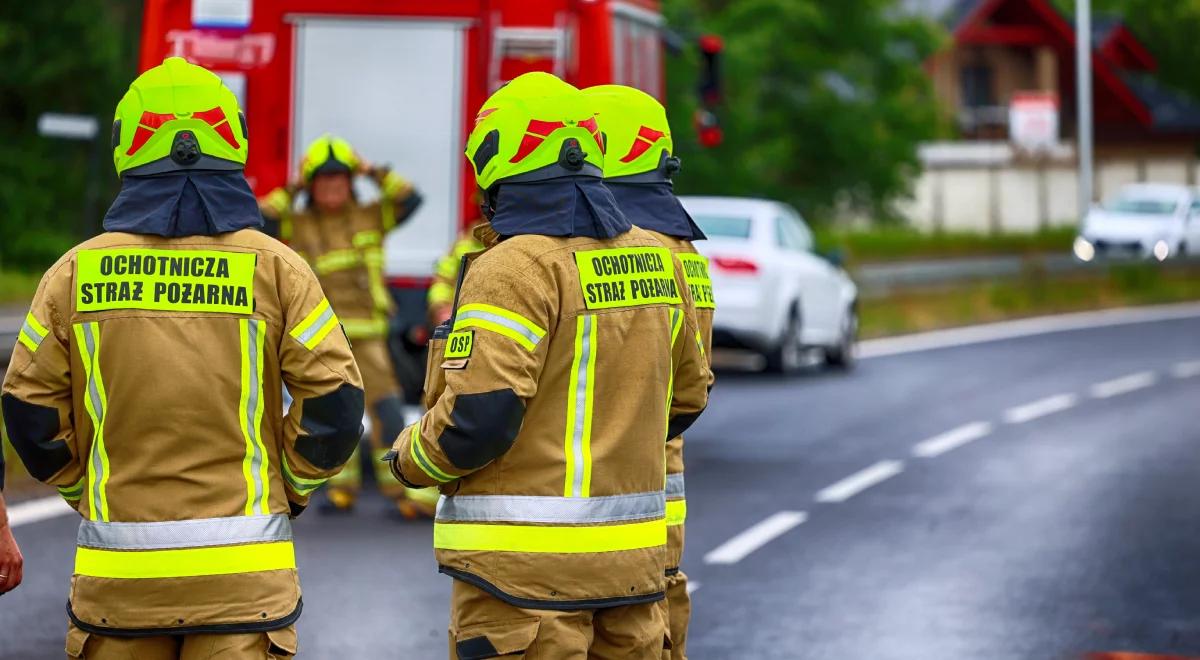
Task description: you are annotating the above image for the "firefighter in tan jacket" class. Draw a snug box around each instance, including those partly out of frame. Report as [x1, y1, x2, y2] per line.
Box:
[259, 135, 432, 516]
[388, 73, 711, 658]
[1, 58, 364, 659]
[584, 84, 716, 660]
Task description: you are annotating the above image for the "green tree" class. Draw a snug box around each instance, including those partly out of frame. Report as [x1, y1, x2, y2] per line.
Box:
[663, 0, 946, 221]
[0, 1, 140, 271]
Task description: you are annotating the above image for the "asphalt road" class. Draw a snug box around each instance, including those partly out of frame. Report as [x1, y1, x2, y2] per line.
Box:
[2, 308, 1200, 659]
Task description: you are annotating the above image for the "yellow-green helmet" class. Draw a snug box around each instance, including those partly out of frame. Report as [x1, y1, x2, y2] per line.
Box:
[112, 57, 247, 176]
[300, 134, 360, 183]
[582, 84, 679, 182]
[465, 72, 605, 191]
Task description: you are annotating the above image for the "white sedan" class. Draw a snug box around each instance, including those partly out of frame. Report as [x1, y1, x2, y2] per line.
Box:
[678, 196, 859, 373]
[1075, 183, 1200, 261]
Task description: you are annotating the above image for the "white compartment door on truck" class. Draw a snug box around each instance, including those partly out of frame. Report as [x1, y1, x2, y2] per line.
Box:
[292, 17, 467, 278]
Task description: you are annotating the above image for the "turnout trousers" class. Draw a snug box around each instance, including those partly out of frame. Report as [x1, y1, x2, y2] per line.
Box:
[66, 623, 297, 659]
[449, 581, 668, 659]
[659, 569, 691, 660]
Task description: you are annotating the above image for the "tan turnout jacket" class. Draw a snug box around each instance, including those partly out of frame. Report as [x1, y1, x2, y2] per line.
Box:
[392, 225, 712, 609]
[2, 229, 363, 635]
[646, 230, 716, 571]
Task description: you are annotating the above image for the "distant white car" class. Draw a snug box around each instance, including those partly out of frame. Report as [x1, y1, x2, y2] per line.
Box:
[678, 196, 859, 373]
[1075, 183, 1200, 261]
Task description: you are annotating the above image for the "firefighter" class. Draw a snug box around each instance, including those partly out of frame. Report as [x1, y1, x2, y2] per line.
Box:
[259, 135, 434, 517]
[387, 73, 712, 658]
[0, 57, 364, 658]
[427, 220, 485, 327]
[584, 84, 715, 660]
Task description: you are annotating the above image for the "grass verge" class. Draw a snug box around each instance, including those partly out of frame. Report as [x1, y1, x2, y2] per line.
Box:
[816, 226, 1077, 264]
[860, 263, 1200, 338]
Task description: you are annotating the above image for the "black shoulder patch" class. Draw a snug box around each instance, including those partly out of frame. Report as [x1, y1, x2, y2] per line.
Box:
[456, 636, 501, 660]
[1, 393, 71, 481]
[437, 389, 524, 470]
[294, 384, 365, 470]
[666, 409, 704, 443]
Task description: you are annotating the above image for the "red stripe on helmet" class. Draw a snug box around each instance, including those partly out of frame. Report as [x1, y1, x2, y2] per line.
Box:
[619, 125, 667, 163]
[578, 117, 604, 153]
[509, 120, 567, 163]
[126, 126, 156, 156]
[193, 107, 241, 149]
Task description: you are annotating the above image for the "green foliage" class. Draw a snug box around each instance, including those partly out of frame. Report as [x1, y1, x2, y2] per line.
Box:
[815, 226, 1077, 263]
[0, 1, 140, 271]
[1052, 0, 1200, 112]
[663, 0, 946, 219]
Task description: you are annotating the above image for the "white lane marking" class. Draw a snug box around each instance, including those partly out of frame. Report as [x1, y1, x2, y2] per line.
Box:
[858, 302, 1200, 360]
[9, 496, 74, 528]
[1003, 393, 1078, 424]
[1089, 371, 1157, 399]
[1172, 360, 1200, 379]
[686, 581, 701, 595]
[912, 422, 993, 459]
[703, 511, 807, 565]
[815, 460, 905, 503]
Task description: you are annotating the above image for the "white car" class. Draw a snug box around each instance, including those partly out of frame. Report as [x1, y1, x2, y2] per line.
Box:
[1075, 183, 1200, 261]
[678, 196, 859, 373]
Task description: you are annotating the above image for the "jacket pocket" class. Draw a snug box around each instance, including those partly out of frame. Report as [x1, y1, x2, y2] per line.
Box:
[454, 616, 540, 659]
[65, 624, 90, 658]
[265, 625, 299, 658]
[423, 329, 449, 410]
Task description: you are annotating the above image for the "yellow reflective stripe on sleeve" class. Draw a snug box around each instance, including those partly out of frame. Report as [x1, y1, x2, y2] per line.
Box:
[75, 541, 296, 579]
[563, 315, 597, 498]
[574, 246, 681, 310]
[341, 317, 388, 339]
[75, 249, 255, 314]
[352, 230, 382, 249]
[665, 308, 683, 426]
[281, 455, 328, 496]
[289, 298, 339, 350]
[666, 499, 687, 526]
[433, 519, 666, 553]
[74, 322, 110, 522]
[409, 424, 454, 483]
[314, 249, 362, 274]
[670, 307, 685, 346]
[454, 303, 546, 352]
[382, 171, 410, 198]
[58, 476, 86, 502]
[239, 319, 270, 515]
[677, 253, 716, 309]
[18, 312, 49, 352]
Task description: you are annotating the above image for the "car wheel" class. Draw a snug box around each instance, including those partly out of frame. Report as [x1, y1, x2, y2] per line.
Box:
[764, 306, 804, 374]
[824, 306, 858, 370]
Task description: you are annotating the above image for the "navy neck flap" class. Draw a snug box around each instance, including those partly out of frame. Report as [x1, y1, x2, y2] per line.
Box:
[103, 171, 263, 238]
[488, 177, 632, 240]
[605, 181, 706, 241]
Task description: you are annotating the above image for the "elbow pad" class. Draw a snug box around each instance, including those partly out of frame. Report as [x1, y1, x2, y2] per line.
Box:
[294, 384, 365, 469]
[666, 408, 705, 443]
[437, 389, 524, 470]
[1, 393, 72, 481]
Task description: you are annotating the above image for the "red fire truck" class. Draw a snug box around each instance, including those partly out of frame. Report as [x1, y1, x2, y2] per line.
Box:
[139, 0, 718, 284]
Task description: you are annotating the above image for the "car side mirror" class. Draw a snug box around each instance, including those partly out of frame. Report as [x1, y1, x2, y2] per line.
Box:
[820, 248, 845, 268]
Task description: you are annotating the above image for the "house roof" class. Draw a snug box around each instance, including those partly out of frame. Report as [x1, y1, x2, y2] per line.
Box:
[1120, 73, 1200, 132]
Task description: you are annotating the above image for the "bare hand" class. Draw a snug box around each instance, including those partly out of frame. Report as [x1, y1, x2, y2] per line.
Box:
[0, 524, 24, 595]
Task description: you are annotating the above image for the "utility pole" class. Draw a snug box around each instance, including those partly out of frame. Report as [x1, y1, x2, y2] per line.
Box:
[1076, 0, 1094, 220]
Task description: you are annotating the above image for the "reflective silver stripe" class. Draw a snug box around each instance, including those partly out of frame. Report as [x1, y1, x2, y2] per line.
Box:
[245, 319, 267, 515]
[455, 309, 543, 347]
[21, 319, 46, 347]
[570, 314, 594, 497]
[81, 323, 107, 521]
[77, 514, 293, 550]
[436, 491, 666, 524]
[666, 473, 686, 499]
[295, 304, 334, 346]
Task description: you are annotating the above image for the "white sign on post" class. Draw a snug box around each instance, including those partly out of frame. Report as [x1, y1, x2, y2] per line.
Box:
[1009, 91, 1059, 153]
[37, 113, 99, 141]
[192, 0, 252, 29]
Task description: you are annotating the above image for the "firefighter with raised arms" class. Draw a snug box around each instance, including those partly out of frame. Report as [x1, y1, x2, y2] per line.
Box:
[258, 135, 434, 517]
[1, 57, 365, 659]
[584, 83, 716, 660]
[387, 72, 712, 658]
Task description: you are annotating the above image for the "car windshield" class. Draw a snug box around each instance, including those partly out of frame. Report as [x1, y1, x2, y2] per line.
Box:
[1103, 196, 1178, 215]
[692, 214, 752, 239]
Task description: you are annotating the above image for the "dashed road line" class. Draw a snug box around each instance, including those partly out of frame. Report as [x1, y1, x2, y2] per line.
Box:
[815, 460, 905, 503]
[912, 422, 993, 459]
[1171, 360, 1200, 379]
[9, 496, 74, 528]
[703, 511, 808, 565]
[1089, 371, 1157, 399]
[1003, 393, 1078, 424]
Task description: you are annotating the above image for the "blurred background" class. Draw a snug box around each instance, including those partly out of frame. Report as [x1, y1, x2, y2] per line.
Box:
[4, 1, 1200, 658]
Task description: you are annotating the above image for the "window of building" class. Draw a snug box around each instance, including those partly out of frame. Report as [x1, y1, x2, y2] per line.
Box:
[961, 64, 995, 108]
